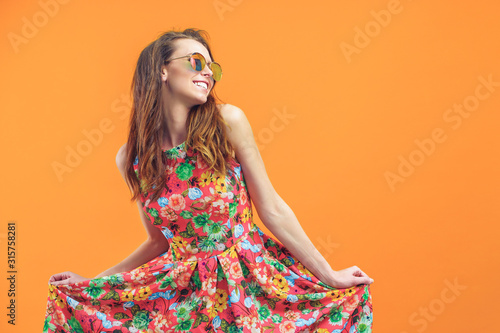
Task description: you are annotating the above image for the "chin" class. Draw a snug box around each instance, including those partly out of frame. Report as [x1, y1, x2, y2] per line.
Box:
[194, 94, 209, 104]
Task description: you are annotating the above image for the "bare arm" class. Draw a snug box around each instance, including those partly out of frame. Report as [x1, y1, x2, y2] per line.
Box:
[93, 203, 169, 278]
[219, 104, 373, 288]
[49, 144, 172, 285]
[93, 144, 170, 279]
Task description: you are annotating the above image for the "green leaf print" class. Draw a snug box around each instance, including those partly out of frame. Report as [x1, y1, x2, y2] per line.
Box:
[153, 215, 163, 225]
[199, 237, 217, 253]
[267, 297, 281, 310]
[90, 299, 100, 306]
[265, 239, 281, 258]
[180, 210, 194, 219]
[270, 259, 285, 272]
[208, 222, 227, 241]
[358, 323, 370, 333]
[238, 258, 250, 277]
[130, 304, 141, 316]
[229, 201, 237, 217]
[271, 313, 283, 324]
[228, 323, 240, 333]
[103, 274, 124, 287]
[193, 313, 209, 328]
[295, 294, 309, 301]
[132, 310, 151, 330]
[199, 300, 207, 311]
[193, 212, 214, 233]
[282, 257, 294, 267]
[217, 261, 225, 281]
[219, 318, 230, 332]
[102, 289, 120, 301]
[113, 312, 131, 319]
[363, 287, 370, 302]
[329, 306, 348, 324]
[192, 270, 202, 290]
[148, 207, 159, 218]
[193, 212, 213, 230]
[179, 222, 196, 238]
[159, 275, 177, 289]
[174, 302, 192, 320]
[309, 300, 323, 307]
[257, 303, 271, 320]
[308, 292, 326, 300]
[193, 315, 202, 329]
[175, 318, 194, 331]
[247, 280, 264, 296]
[84, 279, 106, 299]
[155, 272, 166, 282]
[43, 315, 57, 333]
[68, 315, 84, 333]
[176, 162, 195, 180]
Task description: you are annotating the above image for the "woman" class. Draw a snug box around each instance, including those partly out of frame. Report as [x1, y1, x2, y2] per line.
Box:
[44, 28, 374, 333]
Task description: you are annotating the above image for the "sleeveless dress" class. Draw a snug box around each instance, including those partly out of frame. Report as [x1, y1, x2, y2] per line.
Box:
[43, 141, 373, 333]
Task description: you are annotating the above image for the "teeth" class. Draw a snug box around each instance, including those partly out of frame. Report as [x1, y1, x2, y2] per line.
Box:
[194, 81, 208, 89]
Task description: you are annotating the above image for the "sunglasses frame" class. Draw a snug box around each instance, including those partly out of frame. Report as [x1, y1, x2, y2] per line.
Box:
[164, 52, 222, 81]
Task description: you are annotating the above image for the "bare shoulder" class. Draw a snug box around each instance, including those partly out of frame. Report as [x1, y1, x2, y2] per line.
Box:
[218, 103, 246, 126]
[217, 103, 253, 147]
[116, 143, 128, 179]
[220, 104, 251, 137]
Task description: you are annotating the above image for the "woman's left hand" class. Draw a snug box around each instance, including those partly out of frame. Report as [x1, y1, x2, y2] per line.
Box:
[320, 266, 374, 289]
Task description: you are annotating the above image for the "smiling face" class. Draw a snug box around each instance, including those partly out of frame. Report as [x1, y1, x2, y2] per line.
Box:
[161, 38, 215, 107]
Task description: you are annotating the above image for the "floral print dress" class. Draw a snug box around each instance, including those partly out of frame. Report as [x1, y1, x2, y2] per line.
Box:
[43, 141, 373, 333]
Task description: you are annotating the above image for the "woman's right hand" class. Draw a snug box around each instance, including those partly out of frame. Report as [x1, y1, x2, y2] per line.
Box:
[48, 271, 90, 286]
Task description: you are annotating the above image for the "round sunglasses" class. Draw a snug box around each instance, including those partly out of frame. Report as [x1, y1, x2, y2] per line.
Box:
[164, 52, 222, 82]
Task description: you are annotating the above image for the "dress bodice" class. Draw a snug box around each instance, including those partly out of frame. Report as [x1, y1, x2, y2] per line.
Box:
[133, 141, 256, 262]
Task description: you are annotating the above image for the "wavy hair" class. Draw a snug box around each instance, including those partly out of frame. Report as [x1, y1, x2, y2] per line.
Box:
[123, 28, 235, 203]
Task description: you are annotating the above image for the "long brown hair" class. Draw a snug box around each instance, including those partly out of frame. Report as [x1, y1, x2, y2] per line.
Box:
[123, 28, 235, 203]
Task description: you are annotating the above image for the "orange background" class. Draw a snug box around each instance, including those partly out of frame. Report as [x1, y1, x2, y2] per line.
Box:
[1, 1, 499, 332]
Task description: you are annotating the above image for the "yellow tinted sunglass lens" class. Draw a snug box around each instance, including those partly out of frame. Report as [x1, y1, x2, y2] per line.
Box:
[211, 63, 222, 81]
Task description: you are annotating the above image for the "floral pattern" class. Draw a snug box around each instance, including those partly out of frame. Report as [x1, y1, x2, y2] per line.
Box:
[43, 141, 373, 332]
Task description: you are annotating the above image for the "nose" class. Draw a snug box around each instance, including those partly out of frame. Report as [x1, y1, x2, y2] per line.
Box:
[201, 63, 214, 80]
